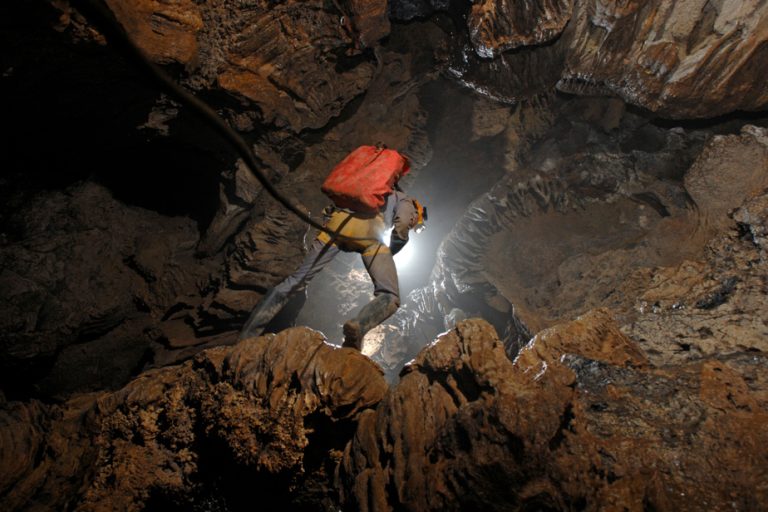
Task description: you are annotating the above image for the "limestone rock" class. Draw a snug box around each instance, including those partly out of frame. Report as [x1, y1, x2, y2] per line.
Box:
[225, 198, 308, 292]
[734, 193, 768, 256]
[0, 400, 49, 496]
[60, 0, 388, 133]
[621, 212, 768, 368]
[388, 0, 451, 21]
[0, 329, 386, 511]
[383, 97, 708, 367]
[469, 0, 573, 58]
[0, 182, 210, 397]
[470, 96, 512, 140]
[103, 0, 203, 66]
[559, 0, 768, 117]
[450, 0, 768, 118]
[340, 314, 768, 511]
[3, 315, 768, 510]
[685, 125, 768, 235]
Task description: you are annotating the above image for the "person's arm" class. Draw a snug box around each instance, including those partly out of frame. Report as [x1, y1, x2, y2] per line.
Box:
[389, 197, 418, 255]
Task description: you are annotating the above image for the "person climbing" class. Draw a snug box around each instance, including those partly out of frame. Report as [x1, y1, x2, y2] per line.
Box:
[239, 143, 427, 350]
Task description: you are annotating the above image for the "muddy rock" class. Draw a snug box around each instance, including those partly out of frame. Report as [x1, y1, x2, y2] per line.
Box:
[734, 192, 768, 257]
[685, 125, 768, 235]
[620, 210, 768, 368]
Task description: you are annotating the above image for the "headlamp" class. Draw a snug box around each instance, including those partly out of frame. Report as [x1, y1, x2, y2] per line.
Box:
[414, 201, 427, 234]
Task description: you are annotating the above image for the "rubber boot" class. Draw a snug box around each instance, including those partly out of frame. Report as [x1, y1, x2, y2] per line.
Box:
[239, 288, 290, 341]
[342, 294, 398, 350]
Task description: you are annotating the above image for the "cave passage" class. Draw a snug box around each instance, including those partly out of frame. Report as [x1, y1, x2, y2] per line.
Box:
[290, 79, 509, 345]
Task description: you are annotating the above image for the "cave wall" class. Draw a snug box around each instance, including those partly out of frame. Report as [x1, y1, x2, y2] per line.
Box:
[1, 0, 768, 510]
[1, 1, 437, 398]
[426, 0, 768, 117]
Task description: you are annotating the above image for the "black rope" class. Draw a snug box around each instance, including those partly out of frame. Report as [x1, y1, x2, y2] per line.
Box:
[68, 0, 378, 243]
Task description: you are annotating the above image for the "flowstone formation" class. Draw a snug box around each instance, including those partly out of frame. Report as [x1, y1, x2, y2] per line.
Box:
[400, 0, 768, 117]
[342, 315, 768, 511]
[0, 329, 387, 511]
[3, 316, 766, 510]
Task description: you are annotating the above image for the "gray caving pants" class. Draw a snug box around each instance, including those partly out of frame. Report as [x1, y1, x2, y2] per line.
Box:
[275, 238, 400, 306]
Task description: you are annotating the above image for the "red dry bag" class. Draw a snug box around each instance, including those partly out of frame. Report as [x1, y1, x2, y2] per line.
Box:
[321, 145, 410, 212]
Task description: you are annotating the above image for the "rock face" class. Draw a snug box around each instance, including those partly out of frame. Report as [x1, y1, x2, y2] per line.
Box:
[341, 314, 768, 511]
[380, 99, 767, 370]
[1, 2, 436, 396]
[469, 0, 573, 58]
[3, 2, 768, 510]
[558, 0, 768, 118]
[77, 0, 389, 132]
[0, 182, 213, 398]
[445, 0, 768, 118]
[0, 329, 386, 511]
[6, 315, 765, 510]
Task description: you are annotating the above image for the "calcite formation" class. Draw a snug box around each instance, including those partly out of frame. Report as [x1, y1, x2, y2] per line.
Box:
[3, 315, 766, 510]
[0, 329, 386, 510]
[342, 314, 768, 511]
[469, 0, 573, 58]
[446, 0, 768, 118]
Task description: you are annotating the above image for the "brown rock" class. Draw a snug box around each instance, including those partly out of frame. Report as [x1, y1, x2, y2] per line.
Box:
[65, 0, 386, 132]
[469, 0, 573, 58]
[451, 0, 768, 117]
[0, 182, 210, 397]
[104, 0, 203, 65]
[0, 400, 49, 496]
[734, 192, 768, 256]
[208, 0, 379, 132]
[343, 0, 391, 48]
[341, 314, 768, 511]
[685, 125, 768, 235]
[560, 1, 768, 117]
[1, 329, 387, 510]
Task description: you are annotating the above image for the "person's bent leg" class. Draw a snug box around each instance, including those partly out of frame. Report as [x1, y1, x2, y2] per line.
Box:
[239, 239, 339, 340]
[342, 245, 400, 349]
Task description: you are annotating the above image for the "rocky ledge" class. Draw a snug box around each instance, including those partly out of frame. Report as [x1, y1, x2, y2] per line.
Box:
[3, 311, 766, 510]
